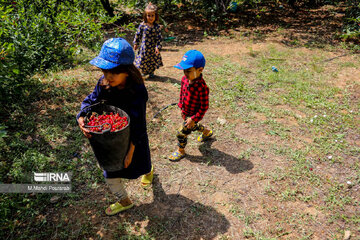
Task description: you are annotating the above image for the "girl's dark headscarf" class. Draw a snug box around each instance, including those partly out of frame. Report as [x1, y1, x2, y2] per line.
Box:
[100, 64, 144, 94]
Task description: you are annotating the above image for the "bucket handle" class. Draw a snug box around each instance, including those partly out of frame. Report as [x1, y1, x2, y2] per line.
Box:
[81, 101, 112, 133]
[85, 122, 112, 134]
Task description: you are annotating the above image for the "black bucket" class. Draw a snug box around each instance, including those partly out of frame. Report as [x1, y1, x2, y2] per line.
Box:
[79, 102, 130, 172]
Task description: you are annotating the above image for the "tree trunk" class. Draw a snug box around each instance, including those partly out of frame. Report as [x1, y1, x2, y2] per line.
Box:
[288, 0, 296, 8]
[308, 0, 316, 7]
[100, 0, 114, 17]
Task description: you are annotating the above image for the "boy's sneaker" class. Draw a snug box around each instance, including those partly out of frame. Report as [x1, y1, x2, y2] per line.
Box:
[148, 73, 155, 78]
[197, 130, 213, 142]
[168, 150, 185, 162]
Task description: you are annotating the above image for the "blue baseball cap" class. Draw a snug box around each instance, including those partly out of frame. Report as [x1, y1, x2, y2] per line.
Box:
[174, 50, 206, 70]
[90, 38, 135, 69]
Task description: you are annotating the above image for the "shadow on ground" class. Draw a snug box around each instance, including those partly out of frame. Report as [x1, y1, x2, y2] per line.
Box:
[121, 177, 230, 239]
[160, 3, 347, 48]
[146, 75, 180, 84]
[186, 138, 254, 174]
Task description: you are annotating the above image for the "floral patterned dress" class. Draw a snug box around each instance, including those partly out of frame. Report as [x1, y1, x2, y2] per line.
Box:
[133, 22, 163, 75]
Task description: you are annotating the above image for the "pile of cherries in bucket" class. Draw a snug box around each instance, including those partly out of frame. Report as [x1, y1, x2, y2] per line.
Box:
[86, 112, 128, 133]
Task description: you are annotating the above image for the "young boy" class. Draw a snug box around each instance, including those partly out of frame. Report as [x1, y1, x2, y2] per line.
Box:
[168, 50, 213, 161]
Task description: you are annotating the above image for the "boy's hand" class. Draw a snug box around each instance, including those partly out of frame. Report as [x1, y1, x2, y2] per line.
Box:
[78, 117, 92, 138]
[185, 118, 195, 129]
[134, 44, 138, 51]
[155, 47, 160, 55]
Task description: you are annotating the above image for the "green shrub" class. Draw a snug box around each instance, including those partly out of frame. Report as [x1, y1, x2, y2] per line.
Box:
[341, 0, 360, 42]
[0, 0, 107, 117]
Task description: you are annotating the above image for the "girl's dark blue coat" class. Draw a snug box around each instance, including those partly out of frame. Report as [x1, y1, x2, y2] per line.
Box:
[78, 77, 151, 179]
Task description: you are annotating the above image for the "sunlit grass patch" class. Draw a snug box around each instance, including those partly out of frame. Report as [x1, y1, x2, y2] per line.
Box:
[207, 44, 359, 228]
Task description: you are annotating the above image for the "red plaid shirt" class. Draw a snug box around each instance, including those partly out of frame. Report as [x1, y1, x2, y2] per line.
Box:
[178, 74, 209, 122]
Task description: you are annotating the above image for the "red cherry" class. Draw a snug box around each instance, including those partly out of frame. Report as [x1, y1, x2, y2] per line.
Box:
[87, 113, 128, 132]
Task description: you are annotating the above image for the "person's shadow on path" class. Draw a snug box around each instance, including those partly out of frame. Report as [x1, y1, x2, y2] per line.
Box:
[186, 138, 254, 174]
[146, 75, 180, 85]
[121, 178, 230, 239]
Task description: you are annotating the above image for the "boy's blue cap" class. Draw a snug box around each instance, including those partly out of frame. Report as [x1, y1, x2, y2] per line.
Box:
[90, 38, 135, 69]
[174, 50, 205, 70]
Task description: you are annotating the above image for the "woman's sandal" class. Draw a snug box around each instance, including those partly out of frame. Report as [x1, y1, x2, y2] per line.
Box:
[105, 202, 134, 216]
[141, 166, 154, 188]
[168, 150, 185, 162]
[197, 130, 213, 142]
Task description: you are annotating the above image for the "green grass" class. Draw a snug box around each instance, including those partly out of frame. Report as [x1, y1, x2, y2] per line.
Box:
[0, 65, 104, 239]
[229, 205, 262, 226]
[206, 43, 359, 238]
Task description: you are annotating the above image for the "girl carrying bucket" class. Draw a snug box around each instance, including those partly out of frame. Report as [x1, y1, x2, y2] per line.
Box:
[133, 2, 163, 78]
[77, 38, 153, 216]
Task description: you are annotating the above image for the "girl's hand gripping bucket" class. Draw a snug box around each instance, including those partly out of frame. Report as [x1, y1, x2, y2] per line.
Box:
[79, 102, 130, 172]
